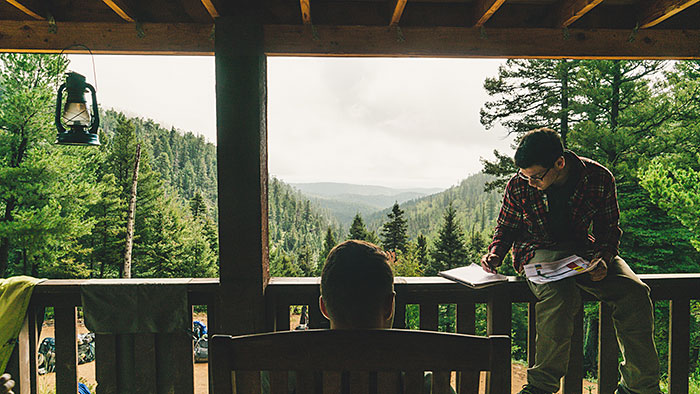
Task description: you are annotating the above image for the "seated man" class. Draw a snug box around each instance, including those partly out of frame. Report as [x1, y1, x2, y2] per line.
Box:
[0, 373, 14, 394]
[319, 240, 456, 394]
[319, 239, 396, 330]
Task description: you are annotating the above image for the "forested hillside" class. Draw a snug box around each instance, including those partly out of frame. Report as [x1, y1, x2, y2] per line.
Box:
[367, 173, 500, 240]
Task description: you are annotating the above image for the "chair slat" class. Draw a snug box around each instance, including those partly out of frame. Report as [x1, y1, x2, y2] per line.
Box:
[457, 370, 479, 394]
[95, 334, 118, 394]
[349, 371, 370, 394]
[377, 371, 399, 394]
[134, 333, 157, 394]
[323, 371, 343, 394]
[404, 371, 423, 394]
[432, 371, 451, 394]
[297, 370, 315, 394]
[234, 371, 261, 394]
[270, 371, 288, 394]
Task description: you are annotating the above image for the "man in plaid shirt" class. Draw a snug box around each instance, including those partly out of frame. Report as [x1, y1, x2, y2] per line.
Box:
[481, 128, 660, 394]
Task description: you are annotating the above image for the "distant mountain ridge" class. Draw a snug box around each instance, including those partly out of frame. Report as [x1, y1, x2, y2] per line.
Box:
[290, 182, 444, 227]
[291, 182, 442, 197]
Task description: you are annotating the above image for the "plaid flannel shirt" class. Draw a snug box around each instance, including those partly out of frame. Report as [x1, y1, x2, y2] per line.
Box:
[489, 152, 622, 272]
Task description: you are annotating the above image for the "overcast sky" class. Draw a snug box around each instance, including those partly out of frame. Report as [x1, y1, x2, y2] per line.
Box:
[67, 55, 514, 189]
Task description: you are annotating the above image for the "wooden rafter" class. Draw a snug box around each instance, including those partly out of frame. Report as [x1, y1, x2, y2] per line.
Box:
[639, 0, 700, 28]
[101, 0, 135, 22]
[5, 0, 44, 20]
[558, 0, 606, 27]
[300, 0, 311, 25]
[201, 0, 219, 19]
[3, 22, 700, 59]
[473, 0, 506, 27]
[390, 0, 408, 26]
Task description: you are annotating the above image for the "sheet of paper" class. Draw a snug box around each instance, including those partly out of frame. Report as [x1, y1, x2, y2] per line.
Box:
[523, 255, 596, 284]
[439, 263, 508, 289]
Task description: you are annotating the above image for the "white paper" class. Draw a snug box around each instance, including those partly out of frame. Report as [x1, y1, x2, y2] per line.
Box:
[523, 255, 596, 284]
[439, 263, 508, 289]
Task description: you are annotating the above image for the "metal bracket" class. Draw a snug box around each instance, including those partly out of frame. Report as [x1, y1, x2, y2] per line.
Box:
[47, 13, 57, 34]
[311, 24, 320, 41]
[135, 21, 145, 39]
[628, 23, 639, 43]
[562, 27, 570, 40]
[395, 25, 405, 43]
[480, 26, 488, 40]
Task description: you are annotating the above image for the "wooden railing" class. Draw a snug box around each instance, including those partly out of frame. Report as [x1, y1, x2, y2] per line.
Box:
[8, 274, 700, 394]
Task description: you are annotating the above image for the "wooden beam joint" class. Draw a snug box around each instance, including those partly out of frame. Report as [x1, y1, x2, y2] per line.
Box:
[639, 0, 700, 28]
[5, 0, 45, 20]
[101, 0, 136, 22]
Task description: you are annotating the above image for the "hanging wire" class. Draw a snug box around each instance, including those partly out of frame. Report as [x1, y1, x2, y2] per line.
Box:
[59, 44, 98, 91]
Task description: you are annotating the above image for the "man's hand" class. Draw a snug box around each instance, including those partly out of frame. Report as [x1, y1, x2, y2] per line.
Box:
[480, 253, 502, 274]
[1, 373, 14, 394]
[589, 256, 608, 281]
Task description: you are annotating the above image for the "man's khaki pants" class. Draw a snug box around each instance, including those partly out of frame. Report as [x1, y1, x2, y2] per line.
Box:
[526, 249, 660, 394]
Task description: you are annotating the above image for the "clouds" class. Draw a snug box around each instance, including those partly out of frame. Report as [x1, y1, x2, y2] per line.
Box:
[268, 57, 515, 188]
[67, 54, 515, 189]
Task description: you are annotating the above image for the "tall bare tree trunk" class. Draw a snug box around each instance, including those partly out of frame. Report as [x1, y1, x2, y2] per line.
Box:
[122, 144, 141, 279]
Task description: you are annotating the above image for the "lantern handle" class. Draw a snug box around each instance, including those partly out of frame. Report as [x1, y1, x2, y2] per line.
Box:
[55, 82, 67, 134]
[86, 83, 99, 134]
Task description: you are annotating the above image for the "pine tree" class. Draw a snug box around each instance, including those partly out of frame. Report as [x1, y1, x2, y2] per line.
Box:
[429, 203, 468, 275]
[416, 234, 429, 271]
[348, 214, 370, 241]
[190, 191, 207, 219]
[321, 227, 336, 262]
[380, 202, 408, 252]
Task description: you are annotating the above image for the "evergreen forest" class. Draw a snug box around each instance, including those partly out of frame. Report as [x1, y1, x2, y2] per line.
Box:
[3, 53, 700, 385]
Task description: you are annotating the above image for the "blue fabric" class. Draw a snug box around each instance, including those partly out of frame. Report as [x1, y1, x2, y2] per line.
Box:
[78, 382, 91, 394]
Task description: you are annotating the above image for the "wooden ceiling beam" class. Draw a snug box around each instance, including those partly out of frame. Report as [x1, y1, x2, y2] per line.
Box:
[201, 0, 219, 19]
[300, 0, 311, 24]
[264, 25, 700, 59]
[473, 0, 506, 27]
[558, 0, 606, 27]
[101, 0, 136, 22]
[639, 0, 700, 28]
[390, 0, 408, 26]
[5, 0, 45, 20]
[3, 21, 700, 59]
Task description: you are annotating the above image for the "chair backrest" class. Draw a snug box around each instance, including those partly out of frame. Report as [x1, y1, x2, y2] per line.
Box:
[210, 329, 510, 394]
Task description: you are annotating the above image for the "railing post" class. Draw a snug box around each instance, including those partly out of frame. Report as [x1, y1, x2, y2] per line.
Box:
[598, 302, 619, 394]
[487, 287, 511, 394]
[55, 306, 78, 394]
[457, 302, 478, 394]
[669, 297, 690, 394]
[527, 302, 537, 368]
[7, 308, 39, 394]
[562, 304, 583, 394]
[419, 302, 438, 331]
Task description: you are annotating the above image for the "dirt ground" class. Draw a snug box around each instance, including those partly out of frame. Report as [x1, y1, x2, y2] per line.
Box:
[38, 313, 597, 394]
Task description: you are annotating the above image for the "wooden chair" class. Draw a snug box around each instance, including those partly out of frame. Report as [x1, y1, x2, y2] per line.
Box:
[210, 329, 510, 394]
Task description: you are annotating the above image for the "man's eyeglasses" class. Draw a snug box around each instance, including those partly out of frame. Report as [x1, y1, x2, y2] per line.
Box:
[518, 167, 552, 182]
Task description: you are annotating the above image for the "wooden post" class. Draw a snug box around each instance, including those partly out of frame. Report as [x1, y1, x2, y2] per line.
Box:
[562, 304, 583, 394]
[669, 298, 690, 393]
[487, 288, 511, 394]
[598, 303, 619, 394]
[213, 5, 268, 339]
[54, 307, 78, 394]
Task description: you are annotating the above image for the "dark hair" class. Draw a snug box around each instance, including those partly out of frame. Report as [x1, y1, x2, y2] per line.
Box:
[514, 128, 564, 169]
[320, 240, 394, 327]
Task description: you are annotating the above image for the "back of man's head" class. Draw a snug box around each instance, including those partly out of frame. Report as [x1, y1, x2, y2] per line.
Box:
[320, 240, 395, 329]
[514, 127, 564, 169]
